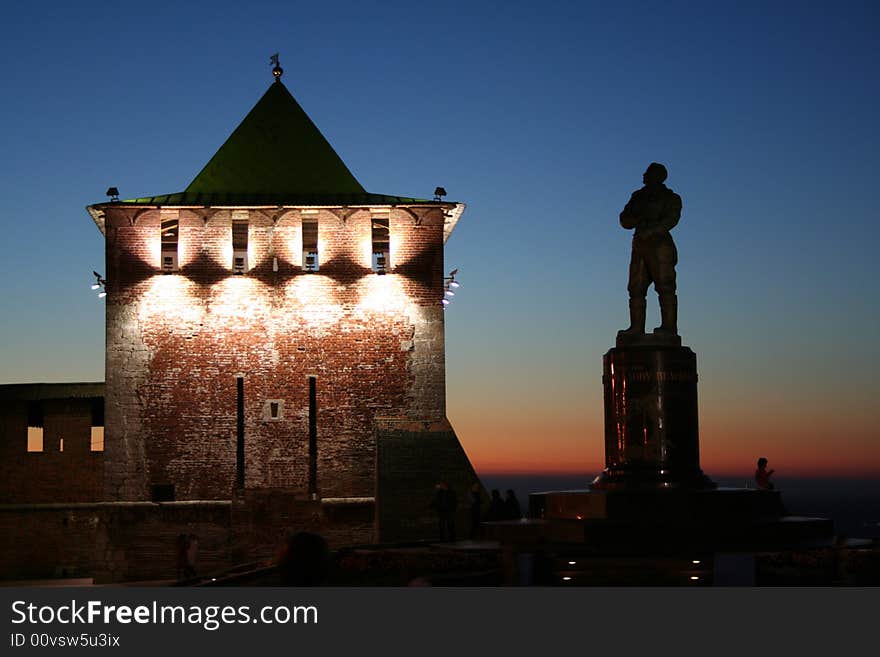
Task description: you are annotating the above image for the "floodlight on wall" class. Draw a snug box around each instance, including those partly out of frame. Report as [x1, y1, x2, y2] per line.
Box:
[304, 252, 318, 272]
[106, 187, 119, 202]
[375, 252, 387, 275]
[433, 187, 447, 202]
[91, 271, 107, 299]
[441, 269, 460, 308]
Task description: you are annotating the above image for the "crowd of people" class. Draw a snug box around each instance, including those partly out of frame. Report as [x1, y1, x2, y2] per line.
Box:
[432, 481, 524, 542]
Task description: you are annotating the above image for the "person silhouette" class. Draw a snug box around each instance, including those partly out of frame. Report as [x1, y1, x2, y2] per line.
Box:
[430, 481, 457, 541]
[468, 483, 483, 539]
[278, 531, 329, 585]
[504, 489, 522, 520]
[176, 533, 189, 580]
[184, 533, 198, 578]
[755, 457, 775, 490]
[487, 489, 504, 521]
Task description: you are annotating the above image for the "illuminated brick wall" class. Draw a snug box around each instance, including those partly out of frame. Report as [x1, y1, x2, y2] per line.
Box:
[102, 205, 450, 501]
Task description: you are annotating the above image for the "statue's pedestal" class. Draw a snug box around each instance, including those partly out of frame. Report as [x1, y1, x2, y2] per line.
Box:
[506, 338, 832, 552]
[520, 487, 832, 552]
[479, 335, 834, 582]
[592, 342, 714, 489]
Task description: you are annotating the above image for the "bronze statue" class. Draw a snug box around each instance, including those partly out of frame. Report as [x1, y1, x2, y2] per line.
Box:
[618, 162, 682, 339]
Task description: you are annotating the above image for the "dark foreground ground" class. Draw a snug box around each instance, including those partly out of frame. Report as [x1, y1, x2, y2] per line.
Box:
[5, 534, 878, 587]
[117, 535, 879, 587]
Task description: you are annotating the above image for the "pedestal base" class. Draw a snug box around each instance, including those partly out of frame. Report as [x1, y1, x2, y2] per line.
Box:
[598, 343, 714, 489]
[531, 487, 786, 523]
[522, 487, 833, 552]
[591, 467, 715, 490]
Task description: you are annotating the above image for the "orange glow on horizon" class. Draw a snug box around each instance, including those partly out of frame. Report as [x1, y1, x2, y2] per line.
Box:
[450, 398, 880, 479]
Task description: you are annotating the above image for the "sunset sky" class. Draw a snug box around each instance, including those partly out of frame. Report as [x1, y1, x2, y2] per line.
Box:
[0, 1, 877, 478]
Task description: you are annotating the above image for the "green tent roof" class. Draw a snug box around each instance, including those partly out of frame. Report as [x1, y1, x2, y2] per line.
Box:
[87, 76, 466, 243]
[183, 79, 365, 196]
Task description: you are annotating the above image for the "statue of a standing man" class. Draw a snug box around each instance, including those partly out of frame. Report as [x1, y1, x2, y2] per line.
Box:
[618, 162, 682, 338]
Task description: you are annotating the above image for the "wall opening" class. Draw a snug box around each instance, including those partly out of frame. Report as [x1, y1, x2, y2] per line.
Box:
[302, 219, 319, 272]
[90, 397, 104, 452]
[236, 377, 245, 490]
[161, 218, 179, 271]
[372, 216, 390, 274]
[232, 221, 249, 274]
[262, 399, 284, 422]
[89, 427, 104, 453]
[26, 401, 43, 452]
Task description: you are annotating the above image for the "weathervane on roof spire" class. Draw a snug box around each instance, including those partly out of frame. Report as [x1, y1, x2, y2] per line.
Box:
[270, 53, 283, 82]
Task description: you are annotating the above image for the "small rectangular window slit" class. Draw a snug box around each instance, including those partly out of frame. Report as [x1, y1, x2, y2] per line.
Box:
[90, 398, 105, 452]
[26, 401, 43, 452]
[262, 399, 284, 422]
[236, 377, 245, 489]
[308, 376, 318, 498]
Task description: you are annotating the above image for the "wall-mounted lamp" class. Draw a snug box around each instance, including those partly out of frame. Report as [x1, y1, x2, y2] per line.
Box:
[374, 252, 387, 275]
[91, 271, 107, 299]
[304, 252, 318, 272]
[441, 268, 460, 308]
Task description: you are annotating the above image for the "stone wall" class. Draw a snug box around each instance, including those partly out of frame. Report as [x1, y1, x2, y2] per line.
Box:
[0, 502, 231, 583]
[375, 418, 485, 543]
[102, 206, 449, 502]
[0, 391, 104, 504]
[0, 498, 375, 583]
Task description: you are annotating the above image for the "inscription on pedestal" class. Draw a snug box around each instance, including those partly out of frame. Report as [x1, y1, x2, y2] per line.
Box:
[593, 345, 714, 489]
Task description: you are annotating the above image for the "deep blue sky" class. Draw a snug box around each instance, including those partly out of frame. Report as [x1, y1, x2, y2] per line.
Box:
[1, 1, 877, 474]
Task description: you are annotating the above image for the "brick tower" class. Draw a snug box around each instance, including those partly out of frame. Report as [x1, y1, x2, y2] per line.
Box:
[87, 67, 479, 541]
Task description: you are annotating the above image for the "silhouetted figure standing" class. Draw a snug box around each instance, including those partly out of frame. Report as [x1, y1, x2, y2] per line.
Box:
[504, 489, 522, 520]
[184, 534, 198, 578]
[431, 481, 457, 542]
[468, 483, 483, 539]
[755, 457, 775, 490]
[487, 489, 504, 521]
[278, 531, 329, 585]
[176, 533, 189, 580]
[618, 162, 683, 338]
